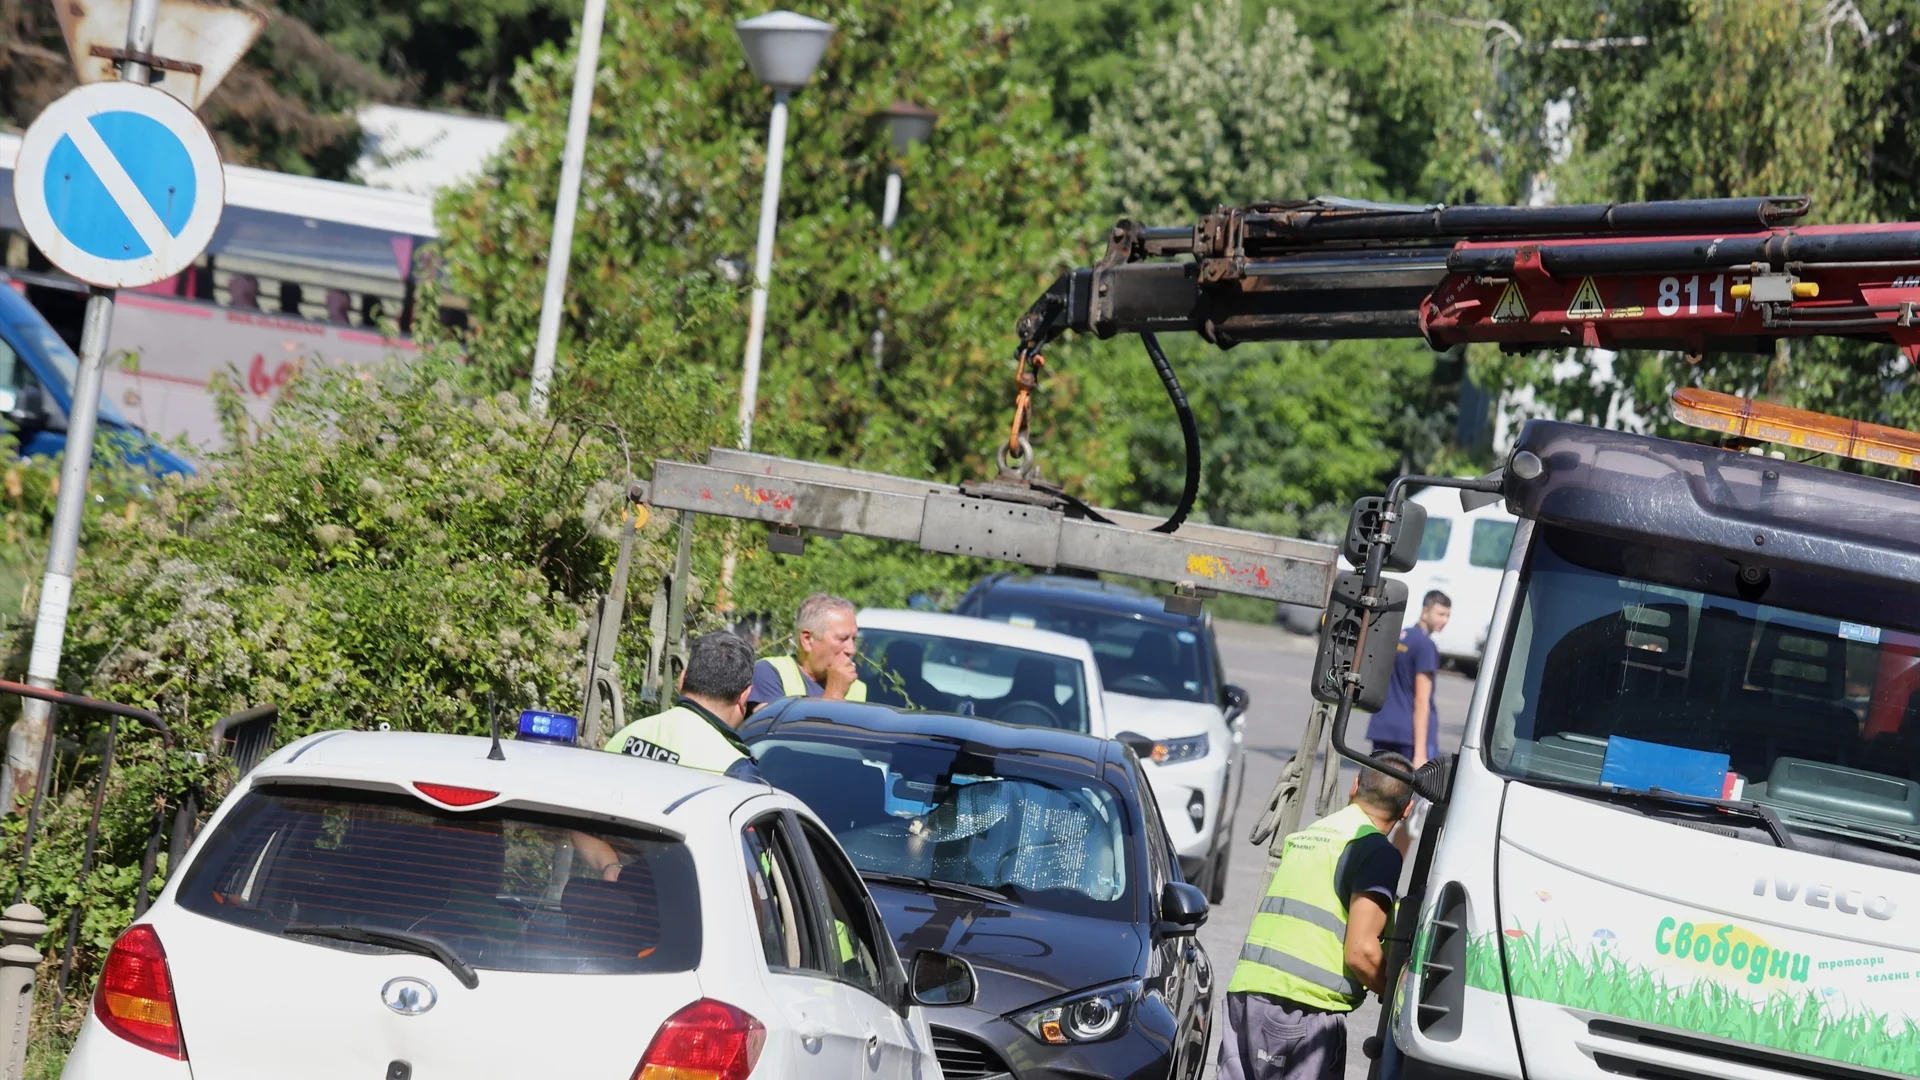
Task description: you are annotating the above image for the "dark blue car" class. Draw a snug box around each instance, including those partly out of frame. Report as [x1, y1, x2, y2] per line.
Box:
[0, 284, 193, 477]
[743, 699, 1215, 1080]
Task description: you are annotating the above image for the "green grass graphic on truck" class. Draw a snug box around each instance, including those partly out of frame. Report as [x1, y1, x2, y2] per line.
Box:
[1465, 930, 1920, 1076]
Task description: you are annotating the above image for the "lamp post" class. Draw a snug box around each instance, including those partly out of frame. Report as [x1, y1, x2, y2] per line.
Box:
[525, 0, 610, 418]
[732, 10, 835, 450]
[872, 101, 935, 369]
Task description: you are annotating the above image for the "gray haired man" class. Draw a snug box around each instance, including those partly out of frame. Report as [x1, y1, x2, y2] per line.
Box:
[748, 592, 867, 708]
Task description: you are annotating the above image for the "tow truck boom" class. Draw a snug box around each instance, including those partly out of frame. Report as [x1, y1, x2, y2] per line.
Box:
[1017, 195, 1920, 359]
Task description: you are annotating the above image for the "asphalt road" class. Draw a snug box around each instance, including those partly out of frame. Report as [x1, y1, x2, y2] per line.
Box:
[1200, 619, 1473, 1080]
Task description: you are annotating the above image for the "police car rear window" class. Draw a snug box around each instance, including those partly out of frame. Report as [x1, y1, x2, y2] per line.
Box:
[177, 784, 699, 975]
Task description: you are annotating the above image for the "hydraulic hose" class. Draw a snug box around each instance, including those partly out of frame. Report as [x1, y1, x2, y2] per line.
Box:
[1142, 332, 1200, 533]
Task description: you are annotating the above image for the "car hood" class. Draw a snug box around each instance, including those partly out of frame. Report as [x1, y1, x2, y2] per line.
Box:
[868, 882, 1148, 1014]
[1103, 694, 1221, 739]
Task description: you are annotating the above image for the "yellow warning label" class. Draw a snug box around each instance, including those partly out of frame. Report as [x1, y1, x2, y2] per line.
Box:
[1567, 277, 1607, 318]
[1491, 282, 1530, 322]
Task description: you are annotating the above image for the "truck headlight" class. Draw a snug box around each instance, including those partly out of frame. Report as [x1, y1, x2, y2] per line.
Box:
[1012, 980, 1143, 1044]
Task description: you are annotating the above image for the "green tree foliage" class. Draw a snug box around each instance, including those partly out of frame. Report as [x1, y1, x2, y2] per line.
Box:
[1072, 0, 1463, 540]
[1429, 0, 1920, 446]
[1089, 0, 1360, 221]
[437, 0, 1117, 489]
[0, 4, 400, 177]
[279, 0, 583, 114]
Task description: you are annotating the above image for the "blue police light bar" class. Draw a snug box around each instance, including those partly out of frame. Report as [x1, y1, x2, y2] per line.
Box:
[517, 710, 580, 746]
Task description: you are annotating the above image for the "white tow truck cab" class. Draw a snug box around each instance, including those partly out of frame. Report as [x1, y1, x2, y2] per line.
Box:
[1340, 412, 1920, 1080]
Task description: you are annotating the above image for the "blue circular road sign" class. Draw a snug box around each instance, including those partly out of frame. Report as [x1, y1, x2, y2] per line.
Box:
[12, 82, 224, 289]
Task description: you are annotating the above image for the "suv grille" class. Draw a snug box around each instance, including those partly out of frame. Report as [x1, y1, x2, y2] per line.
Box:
[932, 1027, 1010, 1080]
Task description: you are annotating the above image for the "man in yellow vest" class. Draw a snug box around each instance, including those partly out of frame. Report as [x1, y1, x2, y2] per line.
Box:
[747, 593, 868, 710]
[1219, 752, 1415, 1080]
[603, 630, 760, 781]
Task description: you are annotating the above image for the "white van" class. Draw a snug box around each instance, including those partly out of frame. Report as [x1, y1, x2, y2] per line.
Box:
[1276, 484, 1518, 674]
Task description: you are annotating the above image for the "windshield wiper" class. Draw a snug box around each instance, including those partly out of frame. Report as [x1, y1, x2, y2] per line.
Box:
[283, 923, 480, 988]
[858, 870, 1015, 905]
[1522, 778, 1796, 850]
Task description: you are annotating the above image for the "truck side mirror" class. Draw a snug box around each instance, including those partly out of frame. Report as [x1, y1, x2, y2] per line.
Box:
[1342, 496, 1426, 573]
[1310, 572, 1409, 713]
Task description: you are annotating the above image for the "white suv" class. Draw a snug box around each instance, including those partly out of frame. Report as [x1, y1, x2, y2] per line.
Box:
[65, 729, 967, 1080]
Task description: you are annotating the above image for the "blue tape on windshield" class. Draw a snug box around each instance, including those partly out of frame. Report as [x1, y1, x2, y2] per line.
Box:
[1599, 736, 1729, 800]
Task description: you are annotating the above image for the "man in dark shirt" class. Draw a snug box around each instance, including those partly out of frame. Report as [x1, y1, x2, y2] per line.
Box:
[1366, 590, 1450, 768]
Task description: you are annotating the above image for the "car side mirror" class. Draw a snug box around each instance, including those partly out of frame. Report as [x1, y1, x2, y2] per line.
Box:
[1222, 684, 1250, 727]
[909, 950, 977, 1007]
[1114, 731, 1156, 761]
[5, 386, 52, 430]
[1159, 881, 1208, 936]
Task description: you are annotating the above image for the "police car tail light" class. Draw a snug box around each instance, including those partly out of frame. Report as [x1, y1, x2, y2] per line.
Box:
[633, 998, 766, 1080]
[412, 782, 499, 807]
[95, 924, 186, 1060]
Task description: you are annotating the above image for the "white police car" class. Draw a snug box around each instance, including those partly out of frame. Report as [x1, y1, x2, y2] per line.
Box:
[65, 716, 969, 1079]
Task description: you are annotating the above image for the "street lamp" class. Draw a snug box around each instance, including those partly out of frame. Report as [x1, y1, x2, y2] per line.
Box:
[872, 101, 935, 368]
[733, 10, 835, 451]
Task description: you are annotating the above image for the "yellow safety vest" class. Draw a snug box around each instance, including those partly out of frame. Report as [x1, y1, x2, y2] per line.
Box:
[1227, 803, 1385, 1011]
[766, 655, 867, 703]
[603, 702, 750, 774]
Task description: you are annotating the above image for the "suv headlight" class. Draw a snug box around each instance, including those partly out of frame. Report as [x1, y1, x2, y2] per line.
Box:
[1148, 734, 1208, 765]
[1012, 980, 1143, 1044]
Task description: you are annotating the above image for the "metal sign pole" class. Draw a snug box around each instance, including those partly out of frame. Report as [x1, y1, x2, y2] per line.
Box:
[3, 0, 156, 809]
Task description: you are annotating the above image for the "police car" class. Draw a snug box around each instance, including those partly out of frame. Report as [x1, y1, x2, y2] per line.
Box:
[64, 718, 968, 1079]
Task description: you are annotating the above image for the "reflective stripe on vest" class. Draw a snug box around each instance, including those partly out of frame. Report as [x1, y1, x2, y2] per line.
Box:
[766, 655, 867, 703]
[1226, 802, 1382, 1011]
[602, 705, 747, 774]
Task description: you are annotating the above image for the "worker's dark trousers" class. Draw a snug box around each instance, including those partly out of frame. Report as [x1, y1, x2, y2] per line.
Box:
[1217, 990, 1347, 1080]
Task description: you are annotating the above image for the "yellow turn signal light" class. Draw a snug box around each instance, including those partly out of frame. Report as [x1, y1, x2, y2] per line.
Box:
[1671, 387, 1920, 470]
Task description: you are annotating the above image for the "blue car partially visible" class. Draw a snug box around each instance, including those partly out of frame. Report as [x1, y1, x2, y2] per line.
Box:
[0, 284, 194, 478]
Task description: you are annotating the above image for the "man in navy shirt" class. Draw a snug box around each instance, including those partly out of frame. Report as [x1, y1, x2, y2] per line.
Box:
[1366, 590, 1451, 768]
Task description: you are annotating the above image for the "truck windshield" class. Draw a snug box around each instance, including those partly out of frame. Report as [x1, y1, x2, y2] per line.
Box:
[1488, 525, 1920, 852]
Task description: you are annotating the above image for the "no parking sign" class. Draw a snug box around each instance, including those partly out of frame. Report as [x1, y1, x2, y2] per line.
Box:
[11, 80, 224, 289]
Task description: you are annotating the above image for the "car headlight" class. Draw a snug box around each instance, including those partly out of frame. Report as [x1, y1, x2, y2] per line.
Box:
[1012, 980, 1143, 1044]
[1148, 734, 1208, 765]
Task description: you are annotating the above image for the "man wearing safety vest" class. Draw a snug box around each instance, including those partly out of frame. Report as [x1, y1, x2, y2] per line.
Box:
[603, 630, 760, 780]
[1218, 752, 1415, 1080]
[747, 592, 868, 710]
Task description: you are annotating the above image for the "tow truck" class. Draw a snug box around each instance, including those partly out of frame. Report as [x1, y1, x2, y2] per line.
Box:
[630, 194, 1920, 1080]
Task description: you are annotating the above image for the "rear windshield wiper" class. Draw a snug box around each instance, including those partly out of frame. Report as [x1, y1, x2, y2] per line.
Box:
[859, 870, 1015, 905]
[283, 923, 480, 988]
[1521, 778, 1796, 850]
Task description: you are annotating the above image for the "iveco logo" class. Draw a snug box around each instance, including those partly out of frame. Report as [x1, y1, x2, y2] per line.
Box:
[1754, 876, 1896, 920]
[382, 977, 438, 1016]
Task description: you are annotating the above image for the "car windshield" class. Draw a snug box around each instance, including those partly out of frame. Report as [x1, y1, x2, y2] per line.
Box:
[859, 628, 1090, 732]
[753, 729, 1134, 920]
[1488, 525, 1920, 862]
[970, 595, 1210, 702]
[177, 784, 700, 974]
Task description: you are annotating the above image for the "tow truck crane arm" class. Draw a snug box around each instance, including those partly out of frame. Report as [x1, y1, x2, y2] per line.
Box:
[1017, 195, 1920, 359]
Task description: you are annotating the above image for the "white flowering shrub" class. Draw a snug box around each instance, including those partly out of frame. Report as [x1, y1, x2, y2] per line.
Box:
[1089, 0, 1361, 223]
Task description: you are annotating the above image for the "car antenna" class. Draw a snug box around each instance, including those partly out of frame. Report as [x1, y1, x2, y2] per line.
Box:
[487, 690, 506, 761]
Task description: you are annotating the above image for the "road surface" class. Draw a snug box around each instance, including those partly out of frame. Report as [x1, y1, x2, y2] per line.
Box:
[1203, 619, 1472, 1080]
